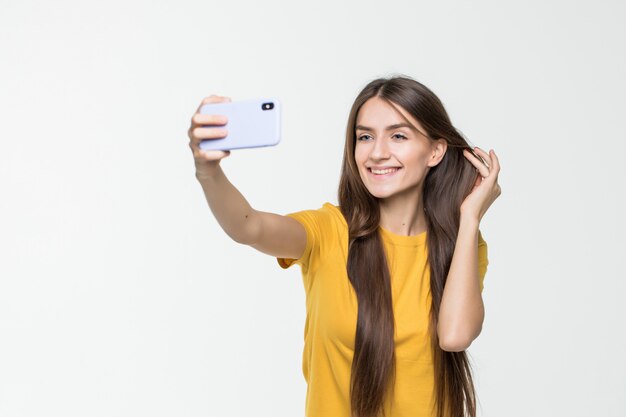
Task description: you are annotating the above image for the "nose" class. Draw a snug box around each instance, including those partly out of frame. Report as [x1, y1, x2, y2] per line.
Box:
[369, 137, 391, 161]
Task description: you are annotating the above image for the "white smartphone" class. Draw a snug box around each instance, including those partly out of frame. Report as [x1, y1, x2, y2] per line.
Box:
[198, 97, 281, 151]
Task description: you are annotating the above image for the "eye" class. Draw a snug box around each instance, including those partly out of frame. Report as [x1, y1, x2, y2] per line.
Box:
[356, 133, 408, 141]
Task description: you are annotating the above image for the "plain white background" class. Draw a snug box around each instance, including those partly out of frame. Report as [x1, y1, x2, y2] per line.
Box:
[1, 0, 624, 416]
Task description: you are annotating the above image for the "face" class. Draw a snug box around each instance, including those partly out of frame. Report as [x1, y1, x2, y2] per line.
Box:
[354, 96, 445, 200]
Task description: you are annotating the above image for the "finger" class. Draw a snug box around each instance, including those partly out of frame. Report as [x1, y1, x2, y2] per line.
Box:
[476, 148, 501, 186]
[463, 149, 490, 178]
[199, 149, 231, 160]
[191, 113, 228, 127]
[472, 147, 492, 169]
[195, 95, 219, 113]
[489, 149, 501, 176]
[195, 95, 231, 114]
[465, 147, 488, 167]
[480, 148, 500, 182]
[189, 126, 228, 144]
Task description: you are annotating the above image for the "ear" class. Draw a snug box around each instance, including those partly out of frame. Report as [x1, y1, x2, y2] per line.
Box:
[428, 139, 447, 167]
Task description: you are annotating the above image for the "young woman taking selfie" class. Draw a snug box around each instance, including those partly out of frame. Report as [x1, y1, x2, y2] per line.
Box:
[187, 75, 501, 417]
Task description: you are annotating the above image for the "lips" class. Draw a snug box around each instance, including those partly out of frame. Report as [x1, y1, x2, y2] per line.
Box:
[368, 167, 402, 177]
[368, 166, 401, 171]
[371, 167, 397, 173]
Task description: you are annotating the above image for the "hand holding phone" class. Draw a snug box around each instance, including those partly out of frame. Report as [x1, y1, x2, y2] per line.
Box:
[188, 95, 233, 177]
[197, 97, 281, 152]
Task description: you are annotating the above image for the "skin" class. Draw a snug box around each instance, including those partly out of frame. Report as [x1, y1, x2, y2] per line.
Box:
[354, 96, 447, 236]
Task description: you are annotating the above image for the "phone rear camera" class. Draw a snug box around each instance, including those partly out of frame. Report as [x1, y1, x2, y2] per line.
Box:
[262, 102, 274, 110]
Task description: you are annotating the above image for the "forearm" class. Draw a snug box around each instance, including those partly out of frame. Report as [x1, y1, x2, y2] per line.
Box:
[195, 165, 257, 244]
[437, 215, 484, 351]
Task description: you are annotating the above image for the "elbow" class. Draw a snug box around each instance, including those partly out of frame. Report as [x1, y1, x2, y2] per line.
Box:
[438, 326, 482, 352]
[438, 309, 485, 352]
[439, 337, 471, 352]
[231, 232, 251, 245]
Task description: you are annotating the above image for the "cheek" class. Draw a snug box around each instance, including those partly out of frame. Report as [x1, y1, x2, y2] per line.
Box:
[354, 147, 366, 165]
[404, 147, 429, 168]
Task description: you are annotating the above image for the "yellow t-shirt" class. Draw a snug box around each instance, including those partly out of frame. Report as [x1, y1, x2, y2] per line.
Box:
[276, 202, 489, 417]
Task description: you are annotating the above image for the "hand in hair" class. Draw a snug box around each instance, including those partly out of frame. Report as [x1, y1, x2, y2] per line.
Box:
[460, 147, 501, 222]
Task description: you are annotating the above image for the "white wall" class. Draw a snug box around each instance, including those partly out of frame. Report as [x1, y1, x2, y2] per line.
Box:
[1, 0, 624, 415]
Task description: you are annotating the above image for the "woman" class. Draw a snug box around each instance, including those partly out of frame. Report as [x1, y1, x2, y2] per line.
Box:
[187, 75, 501, 417]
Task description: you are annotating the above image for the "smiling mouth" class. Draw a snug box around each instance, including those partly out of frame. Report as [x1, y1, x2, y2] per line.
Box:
[368, 167, 402, 177]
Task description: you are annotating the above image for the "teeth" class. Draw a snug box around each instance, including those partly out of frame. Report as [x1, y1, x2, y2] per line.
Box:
[371, 168, 399, 174]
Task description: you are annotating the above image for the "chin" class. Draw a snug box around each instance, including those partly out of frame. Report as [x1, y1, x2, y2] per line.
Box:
[365, 186, 397, 199]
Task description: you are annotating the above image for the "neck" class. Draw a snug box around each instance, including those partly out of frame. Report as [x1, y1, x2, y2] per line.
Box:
[378, 189, 426, 237]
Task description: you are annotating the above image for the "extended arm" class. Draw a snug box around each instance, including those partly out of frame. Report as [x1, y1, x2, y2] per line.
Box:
[196, 165, 305, 260]
[190, 94, 305, 258]
[196, 165, 258, 244]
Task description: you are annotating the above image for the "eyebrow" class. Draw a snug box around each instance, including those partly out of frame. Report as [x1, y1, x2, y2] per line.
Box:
[355, 123, 416, 132]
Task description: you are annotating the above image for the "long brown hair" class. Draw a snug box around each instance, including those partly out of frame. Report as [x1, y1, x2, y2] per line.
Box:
[338, 75, 483, 417]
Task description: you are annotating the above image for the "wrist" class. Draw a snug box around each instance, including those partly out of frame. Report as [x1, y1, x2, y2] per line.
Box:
[195, 163, 222, 182]
[459, 212, 480, 229]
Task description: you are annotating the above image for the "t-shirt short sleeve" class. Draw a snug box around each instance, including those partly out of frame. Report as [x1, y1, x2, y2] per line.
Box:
[276, 203, 337, 276]
[276, 203, 338, 276]
[276, 210, 318, 272]
[478, 230, 489, 292]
